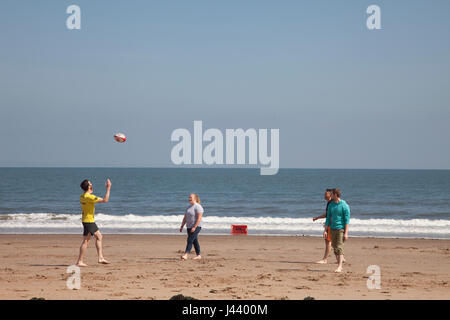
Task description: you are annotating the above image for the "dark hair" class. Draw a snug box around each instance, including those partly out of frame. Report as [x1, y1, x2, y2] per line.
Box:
[325, 188, 333, 193]
[80, 179, 90, 192]
[332, 188, 341, 198]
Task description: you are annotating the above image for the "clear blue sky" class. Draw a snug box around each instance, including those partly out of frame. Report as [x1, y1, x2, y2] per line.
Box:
[0, 0, 449, 168]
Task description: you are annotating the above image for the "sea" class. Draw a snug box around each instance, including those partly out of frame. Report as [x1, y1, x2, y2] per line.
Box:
[0, 168, 449, 239]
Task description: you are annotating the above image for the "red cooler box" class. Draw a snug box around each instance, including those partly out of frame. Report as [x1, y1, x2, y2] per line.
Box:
[231, 225, 248, 235]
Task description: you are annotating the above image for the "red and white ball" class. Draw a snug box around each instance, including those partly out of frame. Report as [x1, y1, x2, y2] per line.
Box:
[114, 133, 127, 143]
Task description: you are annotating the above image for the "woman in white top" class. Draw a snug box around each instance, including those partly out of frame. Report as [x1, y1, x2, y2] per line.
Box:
[179, 193, 204, 260]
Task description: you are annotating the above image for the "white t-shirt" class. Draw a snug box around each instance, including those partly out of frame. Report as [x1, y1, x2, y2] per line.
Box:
[185, 203, 204, 228]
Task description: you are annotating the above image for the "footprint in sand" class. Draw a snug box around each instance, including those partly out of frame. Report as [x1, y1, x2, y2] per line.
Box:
[257, 273, 272, 280]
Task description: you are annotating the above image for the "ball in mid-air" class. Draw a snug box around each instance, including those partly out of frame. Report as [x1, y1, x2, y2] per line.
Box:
[114, 133, 127, 143]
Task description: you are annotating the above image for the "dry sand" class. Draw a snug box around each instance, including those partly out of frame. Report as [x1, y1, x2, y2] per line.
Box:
[0, 234, 449, 300]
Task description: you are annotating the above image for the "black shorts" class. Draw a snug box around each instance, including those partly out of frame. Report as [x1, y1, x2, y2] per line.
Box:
[82, 222, 99, 236]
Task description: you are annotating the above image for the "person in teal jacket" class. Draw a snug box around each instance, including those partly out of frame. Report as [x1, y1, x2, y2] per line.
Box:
[324, 188, 350, 273]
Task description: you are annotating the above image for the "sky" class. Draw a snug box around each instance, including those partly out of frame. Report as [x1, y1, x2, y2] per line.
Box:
[0, 0, 449, 169]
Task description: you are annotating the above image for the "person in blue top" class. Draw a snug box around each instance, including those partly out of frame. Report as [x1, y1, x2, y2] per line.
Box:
[324, 188, 350, 273]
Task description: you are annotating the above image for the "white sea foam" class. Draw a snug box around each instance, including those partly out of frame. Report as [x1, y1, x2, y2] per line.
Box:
[0, 213, 449, 238]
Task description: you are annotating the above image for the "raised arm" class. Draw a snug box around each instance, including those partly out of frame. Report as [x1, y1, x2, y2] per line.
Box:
[96, 179, 111, 203]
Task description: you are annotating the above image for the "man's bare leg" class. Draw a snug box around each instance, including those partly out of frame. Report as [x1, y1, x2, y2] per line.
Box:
[94, 231, 110, 264]
[334, 254, 344, 273]
[335, 254, 346, 263]
[76, 235, 91, 267]
[316, 240, 332, 264]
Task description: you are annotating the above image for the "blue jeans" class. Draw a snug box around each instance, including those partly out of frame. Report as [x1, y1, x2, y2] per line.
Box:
[185, 227, 201, 255]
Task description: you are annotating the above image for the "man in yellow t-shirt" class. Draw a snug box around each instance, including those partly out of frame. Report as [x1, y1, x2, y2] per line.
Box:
[76, 178, 111, 267]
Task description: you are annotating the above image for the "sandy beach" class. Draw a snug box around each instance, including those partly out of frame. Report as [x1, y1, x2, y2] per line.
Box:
[0, 234, 449, 300]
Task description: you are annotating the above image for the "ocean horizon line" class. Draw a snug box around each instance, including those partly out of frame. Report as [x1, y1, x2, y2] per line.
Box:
[1, 167, 450, 171]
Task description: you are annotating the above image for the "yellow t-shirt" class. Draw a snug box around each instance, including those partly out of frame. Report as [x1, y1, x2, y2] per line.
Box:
[80, 193, 100, 223]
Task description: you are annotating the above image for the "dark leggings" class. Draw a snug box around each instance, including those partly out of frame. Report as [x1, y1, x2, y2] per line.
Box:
[185, 227, 201, 255]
